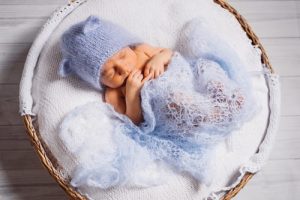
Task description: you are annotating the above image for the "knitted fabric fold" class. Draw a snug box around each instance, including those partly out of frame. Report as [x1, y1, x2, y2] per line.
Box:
[58, 51, 259, 189]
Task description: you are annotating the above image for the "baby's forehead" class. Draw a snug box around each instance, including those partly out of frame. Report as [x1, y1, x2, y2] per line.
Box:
[100, 45, 133, 76]
[100, 62, 114, 77]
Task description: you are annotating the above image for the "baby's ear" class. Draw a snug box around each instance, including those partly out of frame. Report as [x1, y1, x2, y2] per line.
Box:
[58, 58, 73, 77]
[82, 15, 101, 34]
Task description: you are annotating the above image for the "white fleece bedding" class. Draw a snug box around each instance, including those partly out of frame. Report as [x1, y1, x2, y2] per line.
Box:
[19, 0, 280, 199]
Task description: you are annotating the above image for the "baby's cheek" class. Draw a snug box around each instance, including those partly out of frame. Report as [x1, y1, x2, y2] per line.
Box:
[100, 77, 106, 86]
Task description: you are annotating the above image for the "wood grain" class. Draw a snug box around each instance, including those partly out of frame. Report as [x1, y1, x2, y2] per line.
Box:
[0, 0, 298, 199]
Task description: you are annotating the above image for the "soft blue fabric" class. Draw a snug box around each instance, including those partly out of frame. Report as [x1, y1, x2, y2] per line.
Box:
[108, 51, 260, 186]
[59, 101, 168, 189]
[59, 51, 260, 189]
[58, 16, 261, 189]
[58, 15, 143, 91]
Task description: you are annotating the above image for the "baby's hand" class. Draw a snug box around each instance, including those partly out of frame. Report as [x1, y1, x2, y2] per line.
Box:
[144, 55, 166, 79]
[125, 69, 151, 101]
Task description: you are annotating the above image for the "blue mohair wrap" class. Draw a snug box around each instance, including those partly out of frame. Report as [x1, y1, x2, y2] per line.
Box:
[58, 52, 261, 189]
[58, 17, 262, 189]
[58, 15, 143, 91]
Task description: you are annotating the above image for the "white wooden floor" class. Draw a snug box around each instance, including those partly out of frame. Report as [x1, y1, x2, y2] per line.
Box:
[0, 0, 299, 199]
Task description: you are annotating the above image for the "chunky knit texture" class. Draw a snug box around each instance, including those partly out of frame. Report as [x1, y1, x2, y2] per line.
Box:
[58, 15, 143, 91]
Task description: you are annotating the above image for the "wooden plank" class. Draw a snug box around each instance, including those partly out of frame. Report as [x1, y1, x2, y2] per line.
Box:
[280, 76, 300, 116]
[0, 140, 33, 151]
[247, 19, 299, 39]
[0, 43, 30, 65]
[229, 1, 299, 20]
[0, 5, 63, 19]
[0, 1, 298, 45]
[1, 93, 20, 113]
[0, 63, 24, 84]
[0, 185, 67, 200]
[0, 150, 46, 170]
[0, 169, 60, 187]
[228, 1, 300, 38]
[269, 115, 300, 160]
[0, 85, 23, 126]
[270, 133, 300, 160]
[0, 19, 46, 44]
[0, 126, 40, 171]
[277, 115, 300, 139]
[236, 160, 300, 200]
[0, 112, 22, 126]
[0, 0, 66, 5]
[0, 125, 28, 140]
[231, 1, 300, 199]
[0, 43, 30, 84]
[260, 38, 300, 77]
[0, 0, 298, 200]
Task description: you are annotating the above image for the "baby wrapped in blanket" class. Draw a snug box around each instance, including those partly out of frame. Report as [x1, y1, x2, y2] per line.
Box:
[58, 16, 259, 189]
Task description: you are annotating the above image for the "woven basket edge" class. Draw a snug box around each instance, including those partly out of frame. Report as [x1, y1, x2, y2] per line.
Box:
[21, 0, 275, 199]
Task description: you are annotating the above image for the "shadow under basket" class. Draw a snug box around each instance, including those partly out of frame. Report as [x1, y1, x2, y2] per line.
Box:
[19, 0, 278, 199]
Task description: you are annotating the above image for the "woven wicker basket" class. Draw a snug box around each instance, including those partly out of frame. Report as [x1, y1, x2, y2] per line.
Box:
[20, 0, 274, 199]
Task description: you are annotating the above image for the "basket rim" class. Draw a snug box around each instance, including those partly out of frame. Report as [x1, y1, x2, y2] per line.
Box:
[21, 0, 275, 199]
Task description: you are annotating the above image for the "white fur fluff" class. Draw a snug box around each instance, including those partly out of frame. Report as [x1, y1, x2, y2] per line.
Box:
[58, 101, 175, 189]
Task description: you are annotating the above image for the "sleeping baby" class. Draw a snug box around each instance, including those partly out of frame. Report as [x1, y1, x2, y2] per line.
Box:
[58, 15, 259, 188]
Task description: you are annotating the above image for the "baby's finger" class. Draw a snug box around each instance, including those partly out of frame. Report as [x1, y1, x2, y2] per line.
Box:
[129, 69, 137, 78]
[138, 74, 143, 80]
[135, 70, 142, 76]
[141, 74, 152, 84]
[149, 68, 155, 77]
[154, 70, 160, 79]
[133, 69, 141, 77]
[145, 71, 154, 80]
[159, 68, 164, 76]
[149, 71, 154, 79]
[144, 65, 150, 77]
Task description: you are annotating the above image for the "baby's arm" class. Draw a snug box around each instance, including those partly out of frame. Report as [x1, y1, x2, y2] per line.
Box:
[135, 43, 173, 78]
[145, 49, 173, 78]
[125, 90, 143, 125]
[104, 87, 126, 114]
[104, 86, 143, 125]
[125, 69, 152, 125]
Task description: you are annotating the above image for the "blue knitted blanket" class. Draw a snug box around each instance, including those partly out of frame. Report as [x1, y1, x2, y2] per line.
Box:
[59, 51, 259, 189]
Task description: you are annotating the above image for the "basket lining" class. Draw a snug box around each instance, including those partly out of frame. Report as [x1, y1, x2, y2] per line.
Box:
[21, 0, 274, 199]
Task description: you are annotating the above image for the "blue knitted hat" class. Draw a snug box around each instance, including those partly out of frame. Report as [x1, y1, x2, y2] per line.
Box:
[58, 15, 143, 91]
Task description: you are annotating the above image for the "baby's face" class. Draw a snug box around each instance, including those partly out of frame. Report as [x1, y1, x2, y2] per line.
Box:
[100, 46, 137, 88]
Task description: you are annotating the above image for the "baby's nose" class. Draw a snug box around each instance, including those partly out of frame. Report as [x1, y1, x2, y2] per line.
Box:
[116, 61, 133, 75]
[118, 66, 130, 75]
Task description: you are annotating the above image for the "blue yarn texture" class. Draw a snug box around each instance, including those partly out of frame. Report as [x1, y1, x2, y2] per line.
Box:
[59, 51, 260, 189]
[114, 52, 259, 185]
[58, 17, 261, 189]
[58, 15, 143, 92]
